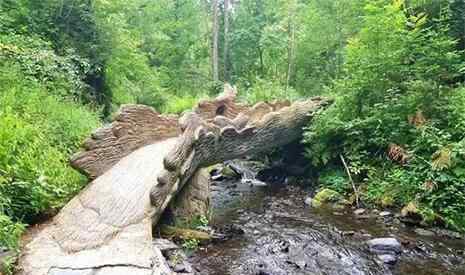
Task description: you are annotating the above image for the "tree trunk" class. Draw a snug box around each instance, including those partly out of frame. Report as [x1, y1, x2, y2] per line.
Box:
[224, 0, 231, 82]
[212, 0, 219, 83]
[286, 0, 296, 91]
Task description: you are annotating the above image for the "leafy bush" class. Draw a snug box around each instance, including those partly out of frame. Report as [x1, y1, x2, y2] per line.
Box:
[0, 215, 24, 250]
[239, 78, 300, 104]
[304, 2, 465, 230]
[318, 169, 350, 194]
[162, 94, 207, 114]
[0, 64, 100, 249]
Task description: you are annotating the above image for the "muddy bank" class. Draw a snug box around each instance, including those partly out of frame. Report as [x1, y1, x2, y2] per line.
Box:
[190, 177, 465, 275]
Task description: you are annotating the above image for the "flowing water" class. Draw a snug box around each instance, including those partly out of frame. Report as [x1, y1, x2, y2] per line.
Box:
[189, 176, 465, 275]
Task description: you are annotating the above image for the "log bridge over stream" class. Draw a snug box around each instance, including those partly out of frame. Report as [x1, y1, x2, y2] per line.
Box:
[17, 85, 331, 275]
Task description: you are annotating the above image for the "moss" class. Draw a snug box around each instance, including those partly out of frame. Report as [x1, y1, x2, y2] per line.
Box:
[311, 188, 342, 208]
[380, 195, 395, 207]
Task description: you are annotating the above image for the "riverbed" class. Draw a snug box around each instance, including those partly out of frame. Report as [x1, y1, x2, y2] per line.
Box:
[189, 178, 465, 275]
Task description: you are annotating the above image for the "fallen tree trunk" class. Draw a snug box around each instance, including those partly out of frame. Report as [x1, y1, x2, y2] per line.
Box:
[18, 85, 331, 275]
[150, 95, 332, 225]
[159, 225, 211, 241]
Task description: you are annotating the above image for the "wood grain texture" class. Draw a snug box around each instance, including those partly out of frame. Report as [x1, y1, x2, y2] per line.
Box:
[18, 139, 177, 275]
[70, 105, 180, 179]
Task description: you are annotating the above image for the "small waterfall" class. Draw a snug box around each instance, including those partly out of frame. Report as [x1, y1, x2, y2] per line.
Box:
[225, 160, 267, 186]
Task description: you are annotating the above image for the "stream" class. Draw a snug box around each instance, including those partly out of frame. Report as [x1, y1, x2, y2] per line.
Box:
[188, 166, 465, 275]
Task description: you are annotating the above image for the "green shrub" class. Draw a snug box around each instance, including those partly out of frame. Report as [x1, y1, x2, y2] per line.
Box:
[0, 64, 100, 249]
[162, 94, 207, 114]
[239, 78, 300, 104]
[318, 169, 350, 194]
[0, 214, 24, 250]
[304, 1, 465, 231]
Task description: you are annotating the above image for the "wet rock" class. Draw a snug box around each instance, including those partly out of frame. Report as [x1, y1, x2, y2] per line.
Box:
[367, 238, 401, 255]
[414, 228, 435, 237]
[153, 238, 179, 252]
[342, 230, 355, 236]
[356, 214, 371, 220]
[379, 211, 392, 217]
[173, 261, 193, 273]
[400, 202, 423, 225]
[221, 164, 241, 178]
[332, 203, 346, 211]
[311, 188, 341, 208]
[287, 246, 307, 269]
[304, 197, 313, 206]
[211, 174, 225, 181]
[377, 254, 397, 265]
[434, 228, 463, 239]
[354, 208, 366, 215]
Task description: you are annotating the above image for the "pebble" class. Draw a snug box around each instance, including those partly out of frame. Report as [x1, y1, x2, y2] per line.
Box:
[304, 197, 313, 206]
[379, 211, 392, 217]
[356, 214, 371, 220]
[377, 254, 397, 265]
[342, 231, 355, 236]
[367, 238, 402, 255]
[153, 238, 179, 251]
[414, 228, 435, 237]
[362, 233, 372, 238]
[354, 208, 366, 215]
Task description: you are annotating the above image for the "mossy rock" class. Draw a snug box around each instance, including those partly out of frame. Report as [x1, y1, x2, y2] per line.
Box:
[380, 195, 395, 207]
[311, 188, 342, 208]
[401, 202, 419, 217]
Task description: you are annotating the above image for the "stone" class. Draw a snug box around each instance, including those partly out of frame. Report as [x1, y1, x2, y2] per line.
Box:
[379, 211, 392, 217]
[295, 260, 306, 269]
[311, 188, 341, 208]
[173, 263, 187, 272]
[153, 238, 179, 252]
[414, 228, 435, 237]
[367, 238, 402, 255]
[211, 174, 224, 181]
[434, 229, 463, 239]
[332, 203, 346, 211]
[342, 231, 355, 236]
[304, 197, 313, 206]
[377, 254, 397, 265]
[354, 208, 366, 215]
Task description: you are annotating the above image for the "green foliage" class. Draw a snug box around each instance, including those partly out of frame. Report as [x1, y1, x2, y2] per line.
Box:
[176, 215, 208, 251]
[181, 238, 200, 251]
[0, 65, 100, 249]
[0, 215, 24, 250]
[162, 94, 207, 114]
[175, 215, 209, 231]
[318, 170, 350, 194]
[304, 1, 465, 230]
[239, 78, 299, 104]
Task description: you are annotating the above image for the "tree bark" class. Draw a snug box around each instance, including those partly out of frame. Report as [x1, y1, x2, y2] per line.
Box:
[223, 0, 231, 82]
[286, 0, 296, 91]
[212, 0, 219, 83]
